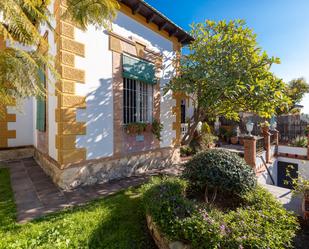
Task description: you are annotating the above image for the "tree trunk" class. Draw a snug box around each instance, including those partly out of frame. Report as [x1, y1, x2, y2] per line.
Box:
[181, 106, 204, 145]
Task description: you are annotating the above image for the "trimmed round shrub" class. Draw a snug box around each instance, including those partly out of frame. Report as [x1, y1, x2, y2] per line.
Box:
[183, 149, 256, 197]
[141, 177, 299, 249]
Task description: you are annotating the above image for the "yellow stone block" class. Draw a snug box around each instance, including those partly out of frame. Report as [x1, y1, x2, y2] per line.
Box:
[61, 65, 85, 82]
[56, 134, 76, 150]
[60, 37, 85, 57]
[55, 108, 77, 122]
[58, 94, 86, 108]
[58, 148, 86, 166]
[58, 122, 86, 135]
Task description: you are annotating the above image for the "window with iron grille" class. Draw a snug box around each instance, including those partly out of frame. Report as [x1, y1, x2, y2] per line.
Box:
[123, 78, 153, 124]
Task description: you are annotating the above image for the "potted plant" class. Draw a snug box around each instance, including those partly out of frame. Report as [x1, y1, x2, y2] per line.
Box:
[230, 129, 238, 144]
[260, 120, 270, 135]
[124, 122, 147, 135]
[219, 127, 228, 142]
[225, 130, 233, 144]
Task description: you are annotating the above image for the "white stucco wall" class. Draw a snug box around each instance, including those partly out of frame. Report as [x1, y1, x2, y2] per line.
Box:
[278, 145, 307, 156]
[74, 11, 177, 159]
[75, 27, 114, 160]
[7, 98, 34, 147]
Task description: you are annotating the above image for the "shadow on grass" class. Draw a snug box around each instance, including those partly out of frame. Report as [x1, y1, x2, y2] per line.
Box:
[87, 189, 157, 249]
[0, 168, 18, 231]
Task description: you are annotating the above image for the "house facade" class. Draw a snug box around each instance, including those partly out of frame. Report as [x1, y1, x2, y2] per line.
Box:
[0, 0, 193, 189]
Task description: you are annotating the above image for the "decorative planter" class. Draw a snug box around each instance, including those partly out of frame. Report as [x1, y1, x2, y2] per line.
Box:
[146, 215, 191, 249]
[230, 136, 238, 145]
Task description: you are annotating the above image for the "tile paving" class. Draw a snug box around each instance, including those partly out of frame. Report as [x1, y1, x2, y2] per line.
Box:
[2, 157, 182, 223]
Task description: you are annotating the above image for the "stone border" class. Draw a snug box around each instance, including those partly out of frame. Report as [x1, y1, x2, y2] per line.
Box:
[146, 214, 191, 249]
[35, 146, 179, 189]
[0, 147, 34, 161]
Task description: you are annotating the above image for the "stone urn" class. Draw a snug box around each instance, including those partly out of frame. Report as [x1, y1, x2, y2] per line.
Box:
[146, 215, 191, 249]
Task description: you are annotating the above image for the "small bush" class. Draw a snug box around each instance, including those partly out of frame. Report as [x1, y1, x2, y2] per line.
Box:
[180, 146, 194, 157]
[141, 178, 299, 249]
[200, 133, 218, 150]
[141, 178, 225, 247]
[224, 186, 299, 249]
[183, 149, 256, 200]
[201, 122, 212, 134]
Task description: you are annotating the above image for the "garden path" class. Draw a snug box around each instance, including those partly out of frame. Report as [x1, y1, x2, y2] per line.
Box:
[3, 158, 182, 223]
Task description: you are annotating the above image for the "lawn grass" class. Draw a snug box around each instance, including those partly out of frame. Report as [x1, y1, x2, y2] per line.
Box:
[0, 168, 156, 249]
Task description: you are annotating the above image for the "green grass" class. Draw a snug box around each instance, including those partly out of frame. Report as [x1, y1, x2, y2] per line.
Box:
[0, 168, 156, 249]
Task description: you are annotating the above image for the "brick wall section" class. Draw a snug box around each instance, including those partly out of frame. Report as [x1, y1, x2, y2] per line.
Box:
[54, 0, 86, 167]
[244, 136, 257, 170]
[112, 52, 123, 156]
[109, 32, 163, 156]
[171, 42, 182, 146]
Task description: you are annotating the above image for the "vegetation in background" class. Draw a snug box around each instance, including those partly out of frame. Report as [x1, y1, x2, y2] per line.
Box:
[151, 119, 163, 141]
[180, 145, 195, 157]
[286, 165, 309, 198]
[285, 78, 309, 113]
[290, 136, 308, 148]
[0, 168, 155, 249]
[0, 0, 119, 111]
[166, 20, 291, 145]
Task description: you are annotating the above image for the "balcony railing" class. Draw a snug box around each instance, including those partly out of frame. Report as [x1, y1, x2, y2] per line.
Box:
[270, 133, 276, 145]
[256, 136, 265, 154]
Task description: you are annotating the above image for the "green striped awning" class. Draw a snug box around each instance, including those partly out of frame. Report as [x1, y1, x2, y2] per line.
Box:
[122, 55, 157, 84]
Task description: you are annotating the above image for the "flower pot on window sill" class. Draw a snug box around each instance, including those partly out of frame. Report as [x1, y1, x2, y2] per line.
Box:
[124, 123, 147, 136]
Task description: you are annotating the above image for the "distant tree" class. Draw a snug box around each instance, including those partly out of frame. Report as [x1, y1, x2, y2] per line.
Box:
[0, 0, 118, 110]
[285, 78, 309, 113]
[166, 20, 290, 145]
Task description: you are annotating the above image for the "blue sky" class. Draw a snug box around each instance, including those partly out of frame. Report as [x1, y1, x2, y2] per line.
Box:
[146, 0, 309, 113]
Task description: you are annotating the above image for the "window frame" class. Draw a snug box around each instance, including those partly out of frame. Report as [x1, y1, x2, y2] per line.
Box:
[123, 77, 154, 125]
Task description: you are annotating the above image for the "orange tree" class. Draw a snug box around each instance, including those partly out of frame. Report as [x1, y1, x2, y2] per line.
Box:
[166, 20, 290, 145]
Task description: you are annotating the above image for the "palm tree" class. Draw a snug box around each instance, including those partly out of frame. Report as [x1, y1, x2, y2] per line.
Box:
[0, 0, 119, 109]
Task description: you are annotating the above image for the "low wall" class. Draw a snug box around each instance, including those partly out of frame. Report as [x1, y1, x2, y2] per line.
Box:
[0, 146, 34, 162]
[277, 145, 307, 159]
[34, 147, 180, 190]
[146, 214, 191, 249]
